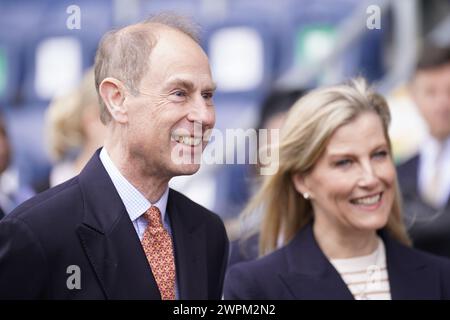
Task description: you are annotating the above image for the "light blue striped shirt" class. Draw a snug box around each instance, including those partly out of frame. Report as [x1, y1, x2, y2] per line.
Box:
[99, 148, 179, 298]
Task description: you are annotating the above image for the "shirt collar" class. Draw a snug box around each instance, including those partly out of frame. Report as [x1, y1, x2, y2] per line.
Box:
[99, 147, 169, 223]
[420, 134, 450, 163]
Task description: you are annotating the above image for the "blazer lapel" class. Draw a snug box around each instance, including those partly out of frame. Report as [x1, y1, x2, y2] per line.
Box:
[382, 232, 441, 299]
[168, 190, 207, 299]
[76, 149, 160, 299]
[279, 223, 354, 300]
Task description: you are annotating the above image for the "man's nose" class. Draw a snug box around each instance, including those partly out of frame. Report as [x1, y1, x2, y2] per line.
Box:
[187, 95, 215, 128]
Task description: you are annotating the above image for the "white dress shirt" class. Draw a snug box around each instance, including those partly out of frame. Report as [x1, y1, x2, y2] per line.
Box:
[419, 135, 450, 208]
[99, 147, 178, 298]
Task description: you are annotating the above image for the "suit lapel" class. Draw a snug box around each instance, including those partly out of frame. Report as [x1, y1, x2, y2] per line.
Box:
[168, 190, 207, 299]
[76, 149, 160, 299]
[279, 223, 354, 300]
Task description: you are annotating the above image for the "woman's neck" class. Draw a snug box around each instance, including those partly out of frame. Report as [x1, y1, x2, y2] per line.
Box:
[313, 220, 379, 259]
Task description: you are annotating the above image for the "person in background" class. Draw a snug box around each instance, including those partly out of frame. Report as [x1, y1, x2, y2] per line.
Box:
[224, 79, 450, 300]
[0, 13, 228, 299]
[46, 68, 107, 187]
[397, 45, 450, 258]
[226, 89, 305, 266]
[0, 113, 34, 218]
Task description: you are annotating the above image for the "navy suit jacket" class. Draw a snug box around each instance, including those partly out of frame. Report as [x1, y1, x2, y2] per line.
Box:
[224, 223, 450, 299]
[397, 154, 450, 257]
[0, 150, 229, 299]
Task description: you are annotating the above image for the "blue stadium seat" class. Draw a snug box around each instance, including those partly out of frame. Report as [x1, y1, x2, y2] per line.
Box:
[20, 0, 112, 105]
[0, 34, 21, 108]
[276, 0, 386, 85]
[4, 105, 52, 192]
[203, 16, 275, 105]
[139, 0, 202, 22]
[0, 0, 48, 107]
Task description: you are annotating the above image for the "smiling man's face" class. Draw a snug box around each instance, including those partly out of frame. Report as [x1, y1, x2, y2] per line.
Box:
[124, 28, 216, 179]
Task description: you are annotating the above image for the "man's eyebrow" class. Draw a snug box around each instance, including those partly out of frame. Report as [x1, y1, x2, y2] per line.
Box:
[165, 79, 195, 91]
[206, 82, 217, 92]
[164, 79, 217, 92]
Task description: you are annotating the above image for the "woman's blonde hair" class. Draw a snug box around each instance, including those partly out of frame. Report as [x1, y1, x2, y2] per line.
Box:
[241, 78, 411, 256]
[46, 68, 99, 161]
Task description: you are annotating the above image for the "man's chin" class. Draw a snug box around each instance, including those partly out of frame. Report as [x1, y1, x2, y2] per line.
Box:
[175, 163, 201, 176]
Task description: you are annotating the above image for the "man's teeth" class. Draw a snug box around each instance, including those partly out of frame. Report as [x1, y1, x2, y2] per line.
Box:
[173, 135, 202, 146]
[352, 194, 381, 205]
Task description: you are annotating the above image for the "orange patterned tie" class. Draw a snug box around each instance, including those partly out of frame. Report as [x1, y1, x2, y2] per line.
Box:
[141, 206, 176, 300]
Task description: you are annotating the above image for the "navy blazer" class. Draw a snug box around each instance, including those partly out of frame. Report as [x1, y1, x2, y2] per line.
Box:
[0, 150, 229, 299]
[224, 223, 450, 299]
[397, 154, 450, 258]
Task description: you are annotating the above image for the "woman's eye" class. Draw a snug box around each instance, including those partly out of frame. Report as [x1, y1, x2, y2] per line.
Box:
[373, 150, 388, 159]
[335, 159, 352, 167]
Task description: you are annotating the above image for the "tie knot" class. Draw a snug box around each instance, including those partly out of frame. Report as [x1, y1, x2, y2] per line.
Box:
[144, 206, 164, 231]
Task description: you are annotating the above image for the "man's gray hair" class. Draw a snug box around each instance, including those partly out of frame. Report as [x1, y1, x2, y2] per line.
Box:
[94, 12, 201, 124]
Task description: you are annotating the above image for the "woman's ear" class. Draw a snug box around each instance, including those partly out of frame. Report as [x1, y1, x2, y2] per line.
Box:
[292, 173, 312, 200]
[99, 77, 128, 124]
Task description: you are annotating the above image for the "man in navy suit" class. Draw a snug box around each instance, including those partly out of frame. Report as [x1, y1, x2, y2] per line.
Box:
[0, 14, 228, 299]
[397, 45, 450, 258]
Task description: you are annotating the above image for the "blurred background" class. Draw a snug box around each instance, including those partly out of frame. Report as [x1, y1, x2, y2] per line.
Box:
[0, 0, 449, 234]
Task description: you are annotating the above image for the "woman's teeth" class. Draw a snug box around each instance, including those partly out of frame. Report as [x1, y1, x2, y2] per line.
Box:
[351, 193, 381, 205]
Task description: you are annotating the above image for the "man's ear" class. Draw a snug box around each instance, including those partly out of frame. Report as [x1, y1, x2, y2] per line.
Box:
[99, 77, 128, 124]
[292, 173, 312, 199]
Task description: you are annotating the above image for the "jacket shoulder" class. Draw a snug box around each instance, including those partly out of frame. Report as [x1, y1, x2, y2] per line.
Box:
[390, 241, 450, 296]
[410, 247, 450, 273]
[5, 177, 82, 223]
[169, 188, 224, 227]
[228, 246, 288, 278]
[224, 246, 288, 299]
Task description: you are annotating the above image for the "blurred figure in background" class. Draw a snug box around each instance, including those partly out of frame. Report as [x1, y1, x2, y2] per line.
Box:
[397, 45, 450, 258]
[227, 89, 305, 266]
[224, 79, 450, 300]
[0, 113, 34, 218]
[46, 68, 107, 187]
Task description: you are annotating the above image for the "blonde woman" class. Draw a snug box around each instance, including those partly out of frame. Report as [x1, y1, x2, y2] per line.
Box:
[46, 67, 106, 187]
[224, 79, 450, 300]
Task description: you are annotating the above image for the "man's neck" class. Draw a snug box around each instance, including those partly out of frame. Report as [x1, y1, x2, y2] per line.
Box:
[104, 143, 169, 204]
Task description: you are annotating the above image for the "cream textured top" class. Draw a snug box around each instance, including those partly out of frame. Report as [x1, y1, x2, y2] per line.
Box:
[330, 238, 391, 300]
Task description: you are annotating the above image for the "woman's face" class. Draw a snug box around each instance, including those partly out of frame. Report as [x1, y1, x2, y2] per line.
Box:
[293, 112, 396, 233]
